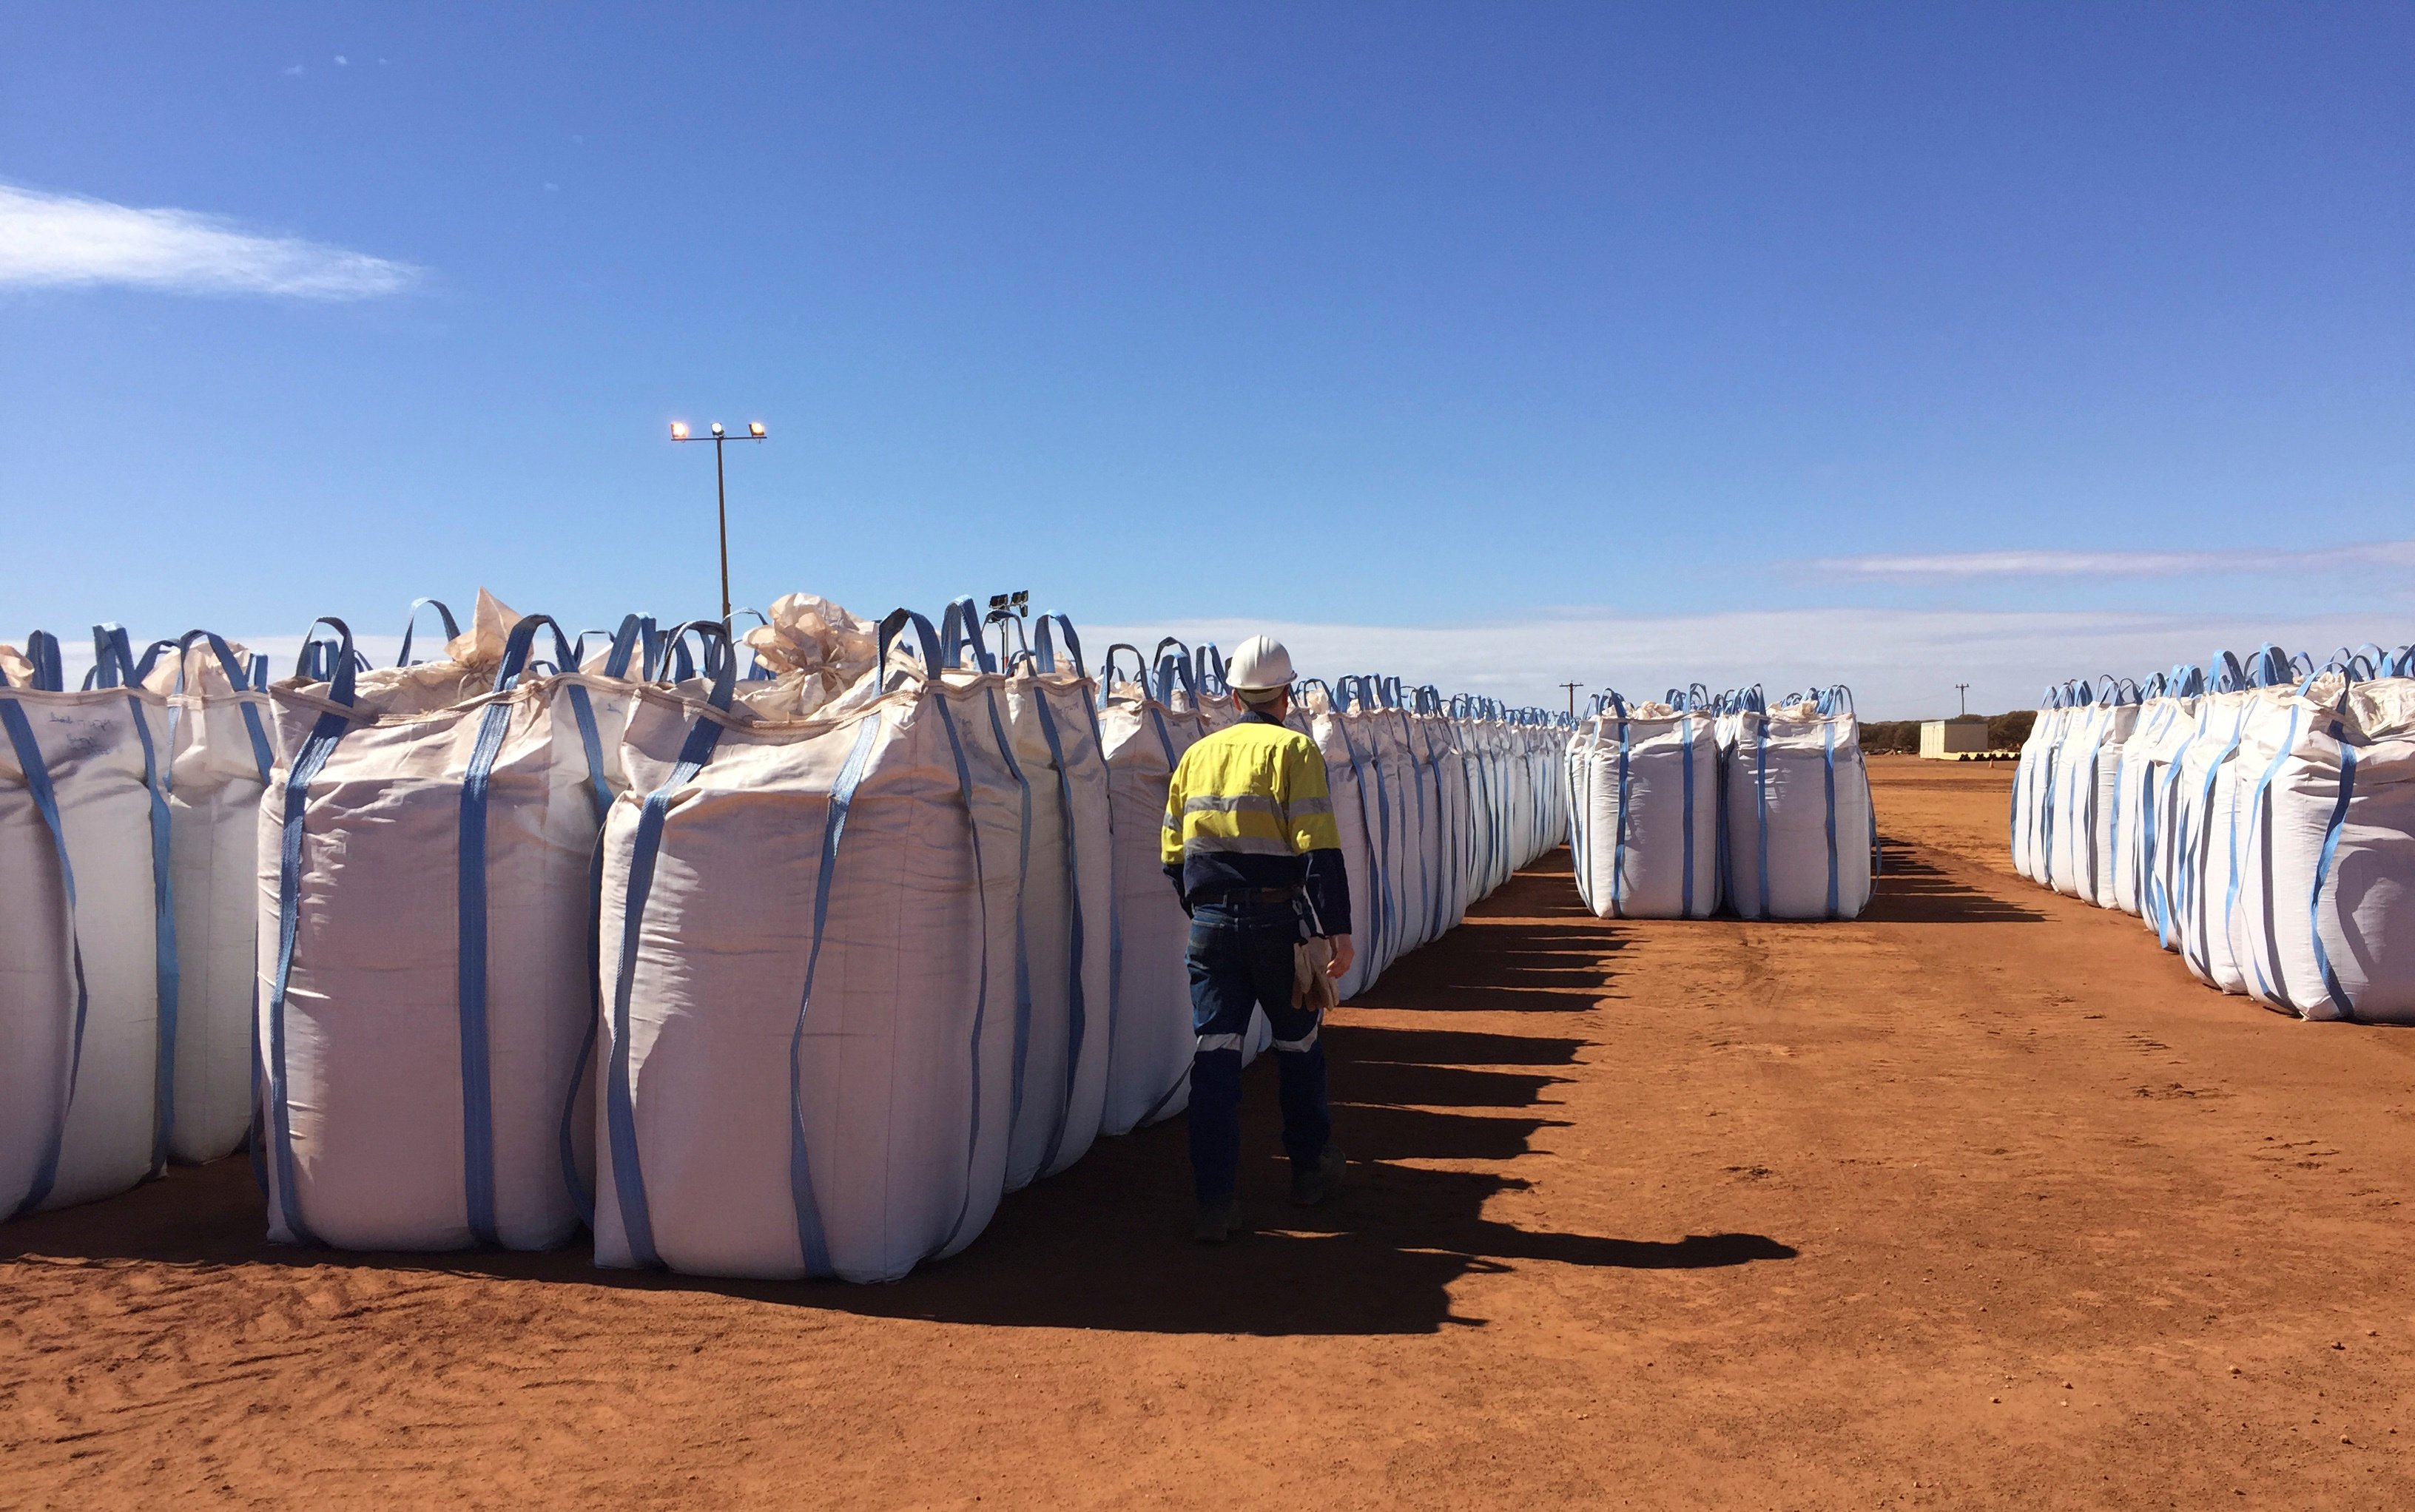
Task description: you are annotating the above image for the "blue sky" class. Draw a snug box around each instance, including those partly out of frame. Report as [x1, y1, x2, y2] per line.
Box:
[3, 3, 2408, 713]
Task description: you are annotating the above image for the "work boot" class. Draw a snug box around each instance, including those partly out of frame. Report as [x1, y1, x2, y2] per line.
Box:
[1290, 1145, 1347, 1207]
[1194, 1198, 1238, 1244]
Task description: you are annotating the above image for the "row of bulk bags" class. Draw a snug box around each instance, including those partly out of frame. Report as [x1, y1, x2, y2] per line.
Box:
[1567, 690, 1720, 919]
[257, 594, 647, 1250]
[1288, 680, 1569, 996]
[1, 628, 175, 1215]
[2008, 641, 2415, 1023]
[1708, 686, 1874, 920]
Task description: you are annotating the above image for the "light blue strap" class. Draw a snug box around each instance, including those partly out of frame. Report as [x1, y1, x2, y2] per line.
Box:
[397, 598, 462, 667]
[1029, 692, 1088, 1176]
[557, 828, 606, 1228]
[94, 624, 181, 1174]
[2233, 706, 2302, 1008]
[787, 712, 883, 1275]
[1607, 694, 1630, 919]
[1, 684, 92, 1217]
[939, 598, 1000, 673]
[930, 685, 997, 1257]
[980, 686, 1037, 1159]
[601, 624, 738, 1269]
[1822, 717, 1839, 919]
[1032, 614, 1087, 678]
[2308, 716, 2359, 1019]
[266, 617, 361, 1243]
[454, 614, 579, 1245]
[2181, 712, 2251, 978]
[22, 630, 64, 692]
[1754, 718, 1771, 918]
[1679, 713, 1697, 915]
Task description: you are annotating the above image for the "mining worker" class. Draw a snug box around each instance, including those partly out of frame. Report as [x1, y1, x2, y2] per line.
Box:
[1162, 633, 1355, 1243]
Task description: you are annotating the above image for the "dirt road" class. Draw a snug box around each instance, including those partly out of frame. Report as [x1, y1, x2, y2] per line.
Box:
[4, 758, 2411, 1508]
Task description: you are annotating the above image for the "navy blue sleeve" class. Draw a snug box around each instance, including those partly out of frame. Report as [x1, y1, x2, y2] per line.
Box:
[1301, 847, 1352, 938]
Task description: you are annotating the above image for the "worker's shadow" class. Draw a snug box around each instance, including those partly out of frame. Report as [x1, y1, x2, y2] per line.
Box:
[1, 855, 1796, 1337]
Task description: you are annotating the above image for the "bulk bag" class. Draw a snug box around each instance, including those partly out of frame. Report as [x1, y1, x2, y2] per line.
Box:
[1290, 680, 1386, 999]
[2048, 681, 2143, 907]
[258, 603, 636, 1250]
[971, 605, 1112, 1188]
[594, 612, 1022, 1283]
[2220, 655, 2415, 1020]
[1572, 692, 1720, 919]
[2134, 675, 2211, 945]
[2106, 669, 2202, 919]
[2167, 648, 2300, 990]
[2, 629, 174, 1216]
[143, 632, 277, 1163]
[1094, 647, 1203, 1133]
[1722, 688, 1875, 921]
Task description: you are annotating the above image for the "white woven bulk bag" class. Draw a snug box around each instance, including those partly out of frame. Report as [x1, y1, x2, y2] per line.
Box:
[1433, 703, 1475, 924]
[1371, 688, 1426, 959]
[1722, 689, 1874, 921]
[2107, 671, 2201, 917]
[143, 632, 276, 1163]
[986, 610, 1113, 1186]
[1409, 690, 1467, 941]
[2226, 661, 2415, 1022]
[2167, 650, 2297, 989]
[2, 631, 173, 1216]
[594, 612, 1022, 1283]
[1457, 703, 1500, 906]
[1337, 678, 1411, 976]
[2136, 684, 2210, 948]
[1288, 681, 1384, 1000]
[1095, 650, 1201, 1133]
[1387, 686, 1446, 951]
[2049, 686, 2143, 906]
[258, 604, 635, 1252]
[1574, 695, 1720, 920]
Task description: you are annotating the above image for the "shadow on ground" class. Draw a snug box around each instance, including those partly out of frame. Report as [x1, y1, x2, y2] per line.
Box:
[1863, 843, 2044, 925]
[4, 854, 1794, 1337]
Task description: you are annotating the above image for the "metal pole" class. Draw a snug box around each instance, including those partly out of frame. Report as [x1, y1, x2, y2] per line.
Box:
[1955, 683, 1970, 717]
[1560, 681, 1583, 717]
[715, 435, 732, 632]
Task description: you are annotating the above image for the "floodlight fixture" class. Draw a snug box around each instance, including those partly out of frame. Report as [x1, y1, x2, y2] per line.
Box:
[670, 416, 770, 631]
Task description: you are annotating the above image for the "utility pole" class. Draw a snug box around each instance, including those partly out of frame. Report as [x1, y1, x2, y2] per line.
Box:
[670, 419, 767, 630]
[1955, 683, 1970, 718]
[1560, 681, 1582, 717]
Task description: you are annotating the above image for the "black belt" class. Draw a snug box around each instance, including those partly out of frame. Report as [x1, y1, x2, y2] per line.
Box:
[1194, 887, 1300, 905]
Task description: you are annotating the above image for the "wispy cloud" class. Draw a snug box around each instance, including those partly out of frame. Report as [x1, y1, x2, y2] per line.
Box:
[0, 182, 420, 300]
[1816, 540, 2415, 579]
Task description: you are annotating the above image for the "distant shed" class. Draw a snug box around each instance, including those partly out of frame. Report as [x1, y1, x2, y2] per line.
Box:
[1919, 716, 1992, 759]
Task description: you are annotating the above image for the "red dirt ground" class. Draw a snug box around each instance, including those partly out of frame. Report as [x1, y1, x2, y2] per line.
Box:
[4, 758, 2411, 1508]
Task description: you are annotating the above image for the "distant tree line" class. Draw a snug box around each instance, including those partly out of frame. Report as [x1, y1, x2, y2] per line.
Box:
[1861, 711, 2035, 755]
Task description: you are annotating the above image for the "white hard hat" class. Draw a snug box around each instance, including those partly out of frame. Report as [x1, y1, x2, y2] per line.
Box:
[1225, 634, 1296, 692]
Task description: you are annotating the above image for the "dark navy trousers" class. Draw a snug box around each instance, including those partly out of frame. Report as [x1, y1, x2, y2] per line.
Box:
[1185, 899, 1331, 1203]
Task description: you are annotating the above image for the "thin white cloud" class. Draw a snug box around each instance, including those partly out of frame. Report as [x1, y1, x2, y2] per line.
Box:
[0, 182, 420, 300]
[1817, 540, 2415, 579]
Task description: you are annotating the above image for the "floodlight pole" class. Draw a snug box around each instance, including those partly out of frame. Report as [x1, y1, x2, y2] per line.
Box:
[670, 420, 767, 631]
[1955, 683, 1970, 717]
[1560, 681, 1582, 717]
